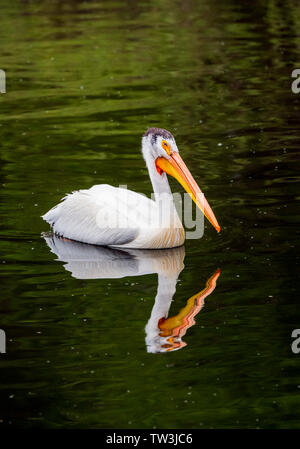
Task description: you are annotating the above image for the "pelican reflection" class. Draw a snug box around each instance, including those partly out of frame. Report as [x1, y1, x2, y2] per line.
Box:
[43, 234, 221, 353]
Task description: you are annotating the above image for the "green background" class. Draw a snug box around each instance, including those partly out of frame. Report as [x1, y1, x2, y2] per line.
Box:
[0, 0, 300, 428]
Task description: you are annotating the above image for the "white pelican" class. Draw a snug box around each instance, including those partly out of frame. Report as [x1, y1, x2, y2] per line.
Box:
[44, 234, 221, 353]
[42, 128, 220, 249]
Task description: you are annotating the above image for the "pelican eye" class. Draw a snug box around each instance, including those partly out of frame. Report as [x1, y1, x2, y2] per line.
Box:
[161, 140, 171, 154]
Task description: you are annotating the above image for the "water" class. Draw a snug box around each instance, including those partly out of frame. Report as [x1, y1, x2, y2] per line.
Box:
[0, 0, 300, 429]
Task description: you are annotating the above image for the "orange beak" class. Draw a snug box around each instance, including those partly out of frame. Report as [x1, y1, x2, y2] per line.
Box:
[156, 152, 221, 233]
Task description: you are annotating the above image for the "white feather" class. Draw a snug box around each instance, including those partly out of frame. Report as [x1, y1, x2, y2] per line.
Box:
[42, 131, 185, 249]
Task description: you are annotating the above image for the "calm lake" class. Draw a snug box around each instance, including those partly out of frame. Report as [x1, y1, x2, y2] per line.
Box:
[0, 0, 300, 429]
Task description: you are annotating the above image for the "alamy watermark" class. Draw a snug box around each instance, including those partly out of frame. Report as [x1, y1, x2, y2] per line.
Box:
[95, 186, 205, 239]
[0, 69, 6, 93]
[291, 69, 300, 94]
[291, 329, 300, 354]
[0, 329, 6, 353]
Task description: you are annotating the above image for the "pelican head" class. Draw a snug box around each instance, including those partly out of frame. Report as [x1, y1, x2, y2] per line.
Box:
[142, 127, 221, 233]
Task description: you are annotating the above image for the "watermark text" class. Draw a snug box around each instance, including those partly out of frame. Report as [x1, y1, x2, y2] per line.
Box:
[291, 329, 300, 354]
[0, 70, 6, 94]
[291, 69, 300, 94]
[0, 329, 6, 353]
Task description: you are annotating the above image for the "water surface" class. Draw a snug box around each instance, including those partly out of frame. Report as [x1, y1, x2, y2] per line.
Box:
[0, 0, 300, 429]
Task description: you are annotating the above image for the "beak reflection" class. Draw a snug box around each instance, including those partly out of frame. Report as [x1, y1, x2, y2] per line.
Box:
[156, 269, 221, 352]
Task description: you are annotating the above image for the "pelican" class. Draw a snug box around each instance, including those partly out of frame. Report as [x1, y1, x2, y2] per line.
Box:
[42, 128, 220, 249]
[43, 234, 221, 353]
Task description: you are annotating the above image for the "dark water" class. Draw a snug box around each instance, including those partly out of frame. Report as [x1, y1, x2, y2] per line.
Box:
[0, 0, 300, 429]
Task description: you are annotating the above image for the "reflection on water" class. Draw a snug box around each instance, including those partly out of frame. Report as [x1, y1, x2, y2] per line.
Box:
[155, 269, 221, 352]
[44, 234, 220, 353]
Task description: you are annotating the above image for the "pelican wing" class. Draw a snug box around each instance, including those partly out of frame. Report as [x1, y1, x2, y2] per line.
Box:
[42, 184, 154, 246]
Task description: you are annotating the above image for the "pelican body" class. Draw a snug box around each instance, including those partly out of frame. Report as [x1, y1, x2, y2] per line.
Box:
[42, 128, 220, 249]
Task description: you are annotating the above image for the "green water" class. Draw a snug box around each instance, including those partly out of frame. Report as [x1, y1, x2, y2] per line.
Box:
[1, 0, 300, 429]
